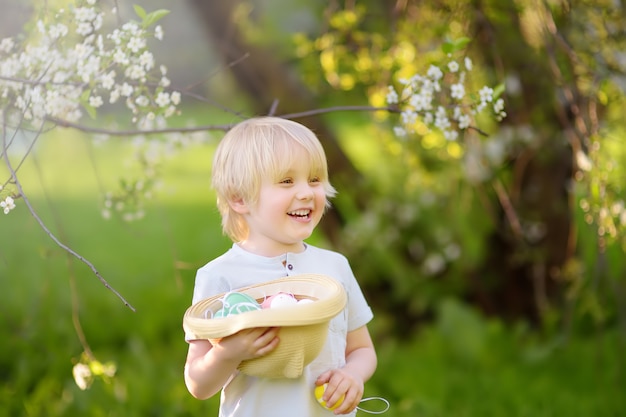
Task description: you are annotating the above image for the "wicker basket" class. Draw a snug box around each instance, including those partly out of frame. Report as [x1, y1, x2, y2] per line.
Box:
[183, 274, 347, 378]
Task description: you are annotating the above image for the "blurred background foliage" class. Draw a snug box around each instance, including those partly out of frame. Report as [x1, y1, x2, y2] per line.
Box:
[1, 0, 625, 415]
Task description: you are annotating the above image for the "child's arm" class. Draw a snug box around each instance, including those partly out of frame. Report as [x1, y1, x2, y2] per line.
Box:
[315, 325, 377, 415]
[184, 326, 280, 400]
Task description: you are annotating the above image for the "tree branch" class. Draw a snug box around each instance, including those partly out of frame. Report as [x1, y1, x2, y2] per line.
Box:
[46, 105, 396, 136]
[1, 114, 136, 311]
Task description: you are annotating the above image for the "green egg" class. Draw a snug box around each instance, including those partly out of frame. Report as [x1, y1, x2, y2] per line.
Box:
[213, 308, 228, 318]
[222, 292, 261, 316]
[223, 292, 258, 306]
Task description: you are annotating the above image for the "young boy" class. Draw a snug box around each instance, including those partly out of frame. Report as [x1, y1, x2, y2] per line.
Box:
[184, 117, 377, 416]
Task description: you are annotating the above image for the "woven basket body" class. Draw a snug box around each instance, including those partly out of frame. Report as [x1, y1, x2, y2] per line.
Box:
[183, 274, 347, 378]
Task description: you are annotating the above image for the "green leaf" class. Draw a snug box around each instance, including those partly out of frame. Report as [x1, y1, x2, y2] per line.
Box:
[79, 89, 97, 119]
[143, 9, 170, 28]
[493, 83, 505, 99]
[453, 37, 471, 50]
[442, 41, 454, 55]
[442, 37, 471, 54]
[83, 104, 97, 120]
[133, 5, 147, 20]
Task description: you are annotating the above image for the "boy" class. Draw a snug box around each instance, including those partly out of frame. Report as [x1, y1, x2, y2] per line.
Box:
[184, 117, 377, 416]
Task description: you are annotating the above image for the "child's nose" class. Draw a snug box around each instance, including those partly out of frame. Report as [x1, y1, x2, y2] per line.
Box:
[295, 183, 314, 200]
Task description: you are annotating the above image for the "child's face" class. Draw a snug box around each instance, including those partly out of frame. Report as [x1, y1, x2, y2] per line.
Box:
[239, 146, 327, 256]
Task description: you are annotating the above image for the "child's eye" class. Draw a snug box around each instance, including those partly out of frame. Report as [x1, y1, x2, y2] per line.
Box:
[279, 178, 293, 184]
[309, 176, 321, 183]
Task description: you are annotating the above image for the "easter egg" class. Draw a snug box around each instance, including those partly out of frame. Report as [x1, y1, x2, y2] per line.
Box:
[297, 298, 314, 305]
[314, 383, 345, 411]
[261, 292, 298, 309]
[221, 292, 261, 316]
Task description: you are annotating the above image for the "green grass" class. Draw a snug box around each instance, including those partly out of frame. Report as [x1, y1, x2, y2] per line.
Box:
[368, 312, 625, 417]
[1, 129, 624, 416]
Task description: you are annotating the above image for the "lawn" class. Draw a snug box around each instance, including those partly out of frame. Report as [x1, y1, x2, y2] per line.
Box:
[1, 128, 624, 416]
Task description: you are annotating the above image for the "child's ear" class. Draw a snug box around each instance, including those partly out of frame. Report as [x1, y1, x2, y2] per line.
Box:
[228, 197, 249, 214]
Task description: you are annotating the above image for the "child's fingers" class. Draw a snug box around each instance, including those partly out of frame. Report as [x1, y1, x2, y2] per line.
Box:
[315, 370, 332, 385]
[255, 333, 280, 356]
[251, 327, 280, 356]
[325, 380, 349, 408]
[332, 386, 360, 415]
[318, 371, 364, 414]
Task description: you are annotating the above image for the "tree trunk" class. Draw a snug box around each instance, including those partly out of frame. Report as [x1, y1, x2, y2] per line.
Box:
[469, 0, 575, 322]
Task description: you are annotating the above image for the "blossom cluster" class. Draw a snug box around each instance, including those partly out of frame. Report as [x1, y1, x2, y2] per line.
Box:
[386, 57, 506, 141]
[1, 1, 181, 219]
[72, 352, 116, 391]
[0, 184, 16, 214]
[0, 0, 180, 129]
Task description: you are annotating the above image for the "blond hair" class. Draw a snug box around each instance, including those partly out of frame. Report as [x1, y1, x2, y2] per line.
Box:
[211, 117, 336, 242]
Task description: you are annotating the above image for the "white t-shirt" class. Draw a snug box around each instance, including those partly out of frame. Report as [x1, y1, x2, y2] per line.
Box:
[185, 243, 374, 417]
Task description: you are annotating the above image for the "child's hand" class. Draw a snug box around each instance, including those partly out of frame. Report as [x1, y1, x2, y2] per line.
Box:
[315, 368, 364, 415]
[213, 327, 280, 363]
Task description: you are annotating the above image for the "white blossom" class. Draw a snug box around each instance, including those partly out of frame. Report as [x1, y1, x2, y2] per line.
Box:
[135, 95, 149, 107]
[49, 24, 69, 39]
[138, 51, 154, 70]
[479, 86, 494, 103]
[74, 7, 97, 23]
[434, 106, 450, 130]
[112, 48, 129, 65]
[464, 57, 473, 71]
[159, 76, 171, 87]
[120, 83, 134, 97]
[443, 130, 458, 141]
[122, 21, 140, 36]
[447, 60, 459, 73]
[427, 65, 443, 80]
[126, 64, 146, 80]
[450, 83, 465, 100]
[155, 92, 170, 107]
[100, 70, 116, 90]
[163, 105, 176, 117]
[409, 91, 432, 112]
[170, 91, 181, 105]
[72, 363, 92, 391]
[127, 36, 146, 53]
[458, 114, 471, 129]
[89, 95, 103, 108]
[0, 37, 14, 53]
[109, 88, 120, 103]
[154, 25, 164, 41]
[494, 98, 505, 113]
[1, 196, 16, 214]
[393, 126, 407, 137]
[401, 110, 417, 126]
[76, 22, 94, 37]
[386, 86, 398, 104]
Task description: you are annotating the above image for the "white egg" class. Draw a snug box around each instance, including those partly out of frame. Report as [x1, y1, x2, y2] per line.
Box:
[269, 293, 298, 308]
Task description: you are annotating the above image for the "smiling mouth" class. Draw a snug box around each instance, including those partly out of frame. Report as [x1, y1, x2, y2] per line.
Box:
[287, 209, 311, 218]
